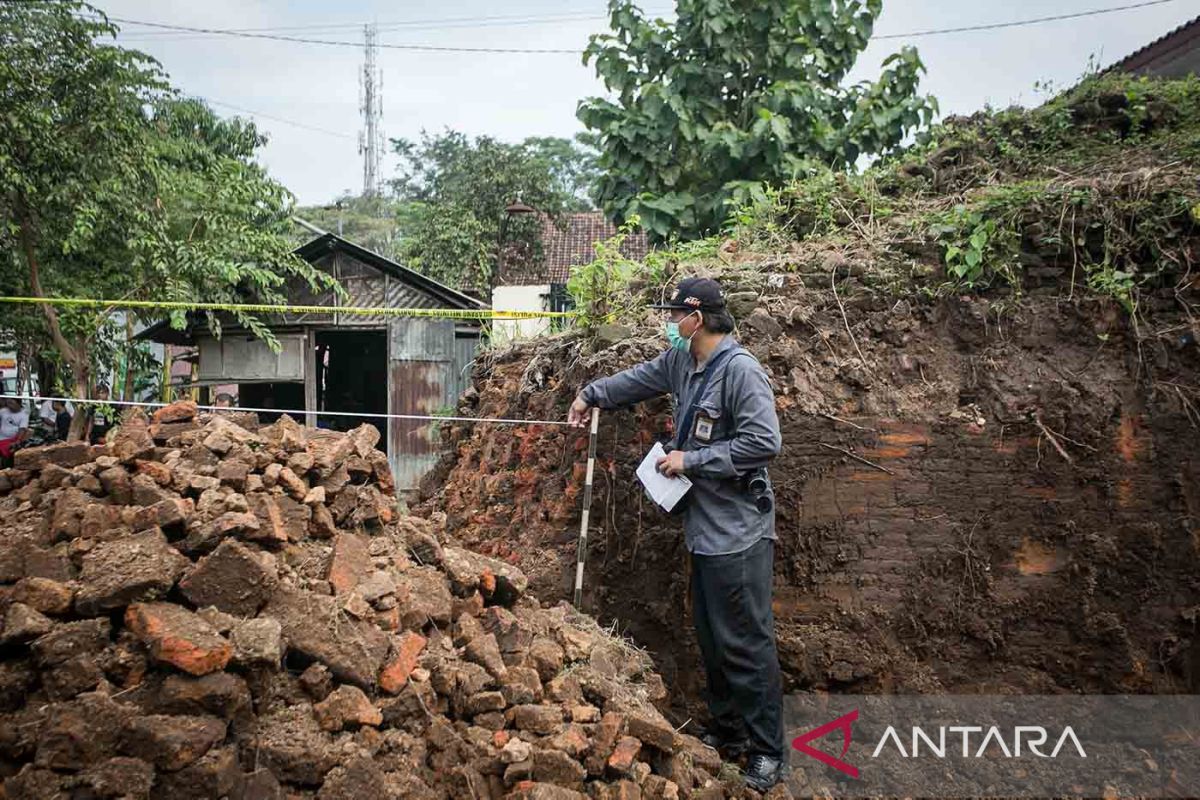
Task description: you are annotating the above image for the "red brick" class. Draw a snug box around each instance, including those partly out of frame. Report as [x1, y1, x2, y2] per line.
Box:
[179, 540, 277, 617]
[375, 606, 400, 632]
[112, 415, 156, 463]
[35, 692, 132, 770]
[607, 736, 641, 774]
[1, 603, 53, 643]
[80, 757, 155, 799]
[547, 724, 590, 758]
[125, 602, 232, 676]
[216, 461, 248, 490]
[326, 532, 371, 594]
[75, 529, 190, 615]
[246, 495, 292, 544]
[12, 577, 74, 616]
[152, 400, 197, 424]
[509, 704, 563, 735]
[261, 588, 389, 689]
[276, 467, 307, 501]
[136, 459, 173, 486]
[531, 749, 586, 787]
[121, 714, 227, 771]
[129, 498, 190, 532]
[150, 419, 200, 442]
[158, 673, 252, 720]
[14, 442, 91, 471]
[379, 631, 427, 695]
[78, 503, 126, 541]
[153, 746, 240, 800]
[627, 713, 676, 753]
[465, 632, 507, 679]
[313, 685, 382, 732]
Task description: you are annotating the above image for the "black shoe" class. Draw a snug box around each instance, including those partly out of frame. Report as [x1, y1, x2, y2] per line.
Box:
[743, 754, 783, 793]
[699, 729, 749, 758]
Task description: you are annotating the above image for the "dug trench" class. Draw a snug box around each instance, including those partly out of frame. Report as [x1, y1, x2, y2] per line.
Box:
[418, 276, 1200, 720]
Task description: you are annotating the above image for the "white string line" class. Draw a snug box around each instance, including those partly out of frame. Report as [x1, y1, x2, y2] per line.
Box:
[0, 395, 575, 428]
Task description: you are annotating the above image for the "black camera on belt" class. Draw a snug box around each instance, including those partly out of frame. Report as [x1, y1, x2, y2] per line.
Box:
[740, 467, 773, 514]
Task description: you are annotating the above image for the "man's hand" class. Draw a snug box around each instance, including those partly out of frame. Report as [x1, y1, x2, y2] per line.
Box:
[656, 448, 686, 477]
[568, 395, 591, 427]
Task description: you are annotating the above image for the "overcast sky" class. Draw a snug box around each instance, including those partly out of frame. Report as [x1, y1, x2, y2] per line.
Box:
[93, 0, 1198, 206]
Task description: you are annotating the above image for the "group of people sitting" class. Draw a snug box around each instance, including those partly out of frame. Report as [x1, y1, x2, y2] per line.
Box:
[0, 387, 242, 467]
[0, 385, 117, 467]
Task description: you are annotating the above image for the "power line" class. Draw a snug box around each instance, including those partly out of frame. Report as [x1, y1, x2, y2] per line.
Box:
[203, 98, 358, 141]
[99, 15, 581, 54]
[91, 0, 1181, 54]
[109, 10, 658, 40]
[874, 0, 1179, 39]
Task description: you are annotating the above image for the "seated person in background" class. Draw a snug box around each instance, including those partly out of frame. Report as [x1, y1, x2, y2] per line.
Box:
[213, 392, 236, 409]
[39, 398, 57, 432]
[0, 398, 30, 464]
[53, 400, 71, 441]
[86, 384, 115, 445]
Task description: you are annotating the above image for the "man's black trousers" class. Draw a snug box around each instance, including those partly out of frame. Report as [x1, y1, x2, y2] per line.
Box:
[690, 537, 784, 759]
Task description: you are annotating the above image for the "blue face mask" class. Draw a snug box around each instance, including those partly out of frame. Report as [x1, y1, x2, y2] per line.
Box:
[665, 312, 699, 353]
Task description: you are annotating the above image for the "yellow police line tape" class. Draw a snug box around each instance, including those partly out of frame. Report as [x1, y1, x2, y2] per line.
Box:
[0, 296, 576, 321]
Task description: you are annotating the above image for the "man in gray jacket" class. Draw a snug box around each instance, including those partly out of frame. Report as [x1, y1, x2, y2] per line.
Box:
[568, 278, 784, 791]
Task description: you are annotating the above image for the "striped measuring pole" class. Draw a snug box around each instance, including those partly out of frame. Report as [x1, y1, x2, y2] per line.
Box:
[573, 407, 600, 609]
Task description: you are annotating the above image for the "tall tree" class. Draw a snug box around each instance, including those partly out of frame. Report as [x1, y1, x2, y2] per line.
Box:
[390, 131, 597, 288]
[0, 2, 333, 436]
[295, 193, 403, 259]
[579, 0, 938, 239]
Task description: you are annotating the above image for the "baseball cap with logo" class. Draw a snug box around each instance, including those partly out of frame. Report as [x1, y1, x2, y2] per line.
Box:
[649, 277, 726, 313]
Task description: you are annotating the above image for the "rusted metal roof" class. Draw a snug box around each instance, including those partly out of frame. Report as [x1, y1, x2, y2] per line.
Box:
[138, 232, 485, 343]
[294, 233, 486, 309]
[1107, 14, 1200, 76]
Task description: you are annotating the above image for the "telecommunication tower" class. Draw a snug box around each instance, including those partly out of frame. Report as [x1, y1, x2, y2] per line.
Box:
[358, 23, 384, 197]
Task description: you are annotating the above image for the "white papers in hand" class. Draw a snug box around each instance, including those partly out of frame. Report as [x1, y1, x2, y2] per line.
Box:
[636, 441, 692, 512]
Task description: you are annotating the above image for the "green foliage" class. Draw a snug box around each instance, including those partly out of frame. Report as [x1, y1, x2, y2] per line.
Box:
[724, 185, 792, 251]
[928, 202, 1021, 287]
[134, 97, 336, 345]
[390, 131, 598, 288]
[566, 215, 648, 328]
[0, 2, 335, 421]
[707, 73, 1200, 315]
[112, 338, 163, 400]
[1086, 262, 1137, 314]
[396, 202, 492, 289]
[891, 72, 1200, 189]
[578, 0, 937, 240]
[941, 215, 995, 283]
[296, 193, 405, 259]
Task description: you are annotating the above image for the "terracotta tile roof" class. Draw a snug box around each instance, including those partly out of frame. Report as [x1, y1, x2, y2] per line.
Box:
[499, 212, 650, 285]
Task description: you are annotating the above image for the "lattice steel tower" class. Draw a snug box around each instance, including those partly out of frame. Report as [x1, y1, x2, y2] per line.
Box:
[359, 23, 384, 197]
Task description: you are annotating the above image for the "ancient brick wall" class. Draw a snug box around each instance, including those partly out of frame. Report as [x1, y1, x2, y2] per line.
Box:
[424, 289, 1200, 712]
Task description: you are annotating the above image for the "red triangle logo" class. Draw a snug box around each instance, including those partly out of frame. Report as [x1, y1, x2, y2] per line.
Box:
[791, 708, 860, 779]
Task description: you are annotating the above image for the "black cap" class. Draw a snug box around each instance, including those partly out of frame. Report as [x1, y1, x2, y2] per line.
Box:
[649, 277, 726, 313]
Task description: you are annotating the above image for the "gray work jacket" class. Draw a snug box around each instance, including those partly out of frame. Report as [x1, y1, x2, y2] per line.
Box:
[580, 335, 782, 555]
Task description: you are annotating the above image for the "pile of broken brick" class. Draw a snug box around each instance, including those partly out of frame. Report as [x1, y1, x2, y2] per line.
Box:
[0, 402, 743, 799]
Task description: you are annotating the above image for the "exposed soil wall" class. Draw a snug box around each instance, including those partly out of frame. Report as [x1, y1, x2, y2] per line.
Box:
[420, 276, 1200, 716]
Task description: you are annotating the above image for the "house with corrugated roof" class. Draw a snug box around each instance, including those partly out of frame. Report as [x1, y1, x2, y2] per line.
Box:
[492, 211, 649, 340]
[141, 230, 486, 492]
